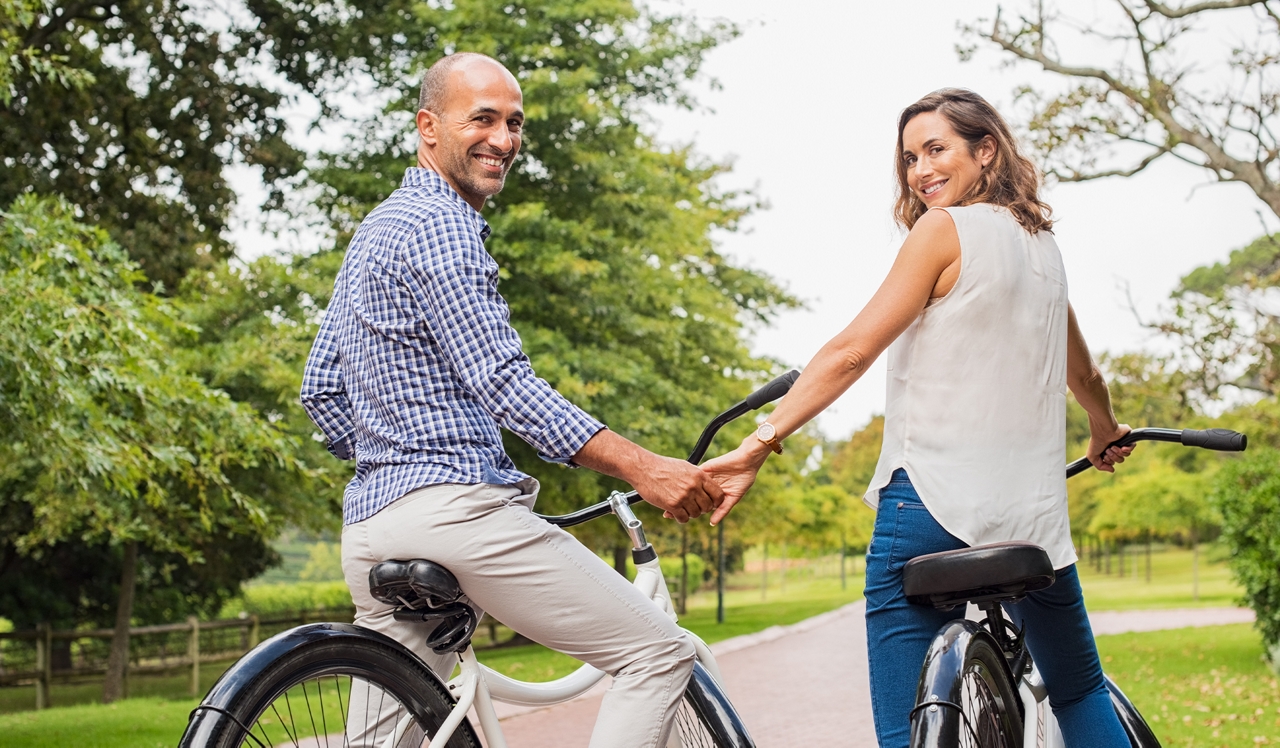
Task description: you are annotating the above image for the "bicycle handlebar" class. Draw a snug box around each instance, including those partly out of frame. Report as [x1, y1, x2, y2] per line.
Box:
[1065, 427, 1247, 478]
[536, 369, 802, 528]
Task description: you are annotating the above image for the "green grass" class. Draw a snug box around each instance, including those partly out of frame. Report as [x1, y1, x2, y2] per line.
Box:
[0, 697, 199, 748]
[1097, 624, 1280, 746]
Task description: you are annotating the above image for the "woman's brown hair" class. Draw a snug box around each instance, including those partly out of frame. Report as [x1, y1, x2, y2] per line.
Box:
[893, 88, 1053, 234]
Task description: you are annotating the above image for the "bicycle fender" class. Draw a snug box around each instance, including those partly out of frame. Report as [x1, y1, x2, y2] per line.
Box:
[1105, 674, 1162, 748]
[684, 660, 757, 748]
[909, 619, 1020, 748]
[179, 622, 454, 748]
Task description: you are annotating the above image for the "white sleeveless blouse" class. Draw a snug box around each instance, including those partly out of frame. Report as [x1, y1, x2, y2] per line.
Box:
[864, 204, 1076, 569]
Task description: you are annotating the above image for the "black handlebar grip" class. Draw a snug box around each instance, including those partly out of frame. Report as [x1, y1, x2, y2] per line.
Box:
[743, 369, 801, 411]
[1181, 428, 1248, 452]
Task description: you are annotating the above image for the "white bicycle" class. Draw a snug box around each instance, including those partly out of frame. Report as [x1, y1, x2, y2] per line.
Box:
[177, 372, 799, 748]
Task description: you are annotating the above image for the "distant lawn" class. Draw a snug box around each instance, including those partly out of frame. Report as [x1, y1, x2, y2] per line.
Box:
[1097, 624, 1280, 746]
[1078, 543, 1243, 611]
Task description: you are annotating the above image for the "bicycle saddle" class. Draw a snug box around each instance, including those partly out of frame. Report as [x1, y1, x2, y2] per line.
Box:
[369, 559, 479, 654]
[902, 542, 1055, 610]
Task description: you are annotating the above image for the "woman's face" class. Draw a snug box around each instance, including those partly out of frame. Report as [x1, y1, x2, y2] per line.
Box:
[901, 111, 994, 209]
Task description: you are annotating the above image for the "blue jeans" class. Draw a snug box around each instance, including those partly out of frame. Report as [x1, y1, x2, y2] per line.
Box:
[864, 469, 1129, 748]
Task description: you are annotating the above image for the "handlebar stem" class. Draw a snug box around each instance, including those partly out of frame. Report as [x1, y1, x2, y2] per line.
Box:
[610, 491, 650, 552]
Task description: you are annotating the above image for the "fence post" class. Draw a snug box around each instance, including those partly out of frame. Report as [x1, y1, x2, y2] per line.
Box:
[188, 616, 200, 697]
[34, 623, 51, 710]
[250, 614, 260, 649]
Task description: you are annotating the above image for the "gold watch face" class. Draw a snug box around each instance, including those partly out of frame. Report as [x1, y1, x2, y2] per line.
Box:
[758, 422, 776, 442]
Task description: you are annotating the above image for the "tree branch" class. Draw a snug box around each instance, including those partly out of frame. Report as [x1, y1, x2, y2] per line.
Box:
[1055, 144, 1173, 181]
[1144, 0, 1271, 18]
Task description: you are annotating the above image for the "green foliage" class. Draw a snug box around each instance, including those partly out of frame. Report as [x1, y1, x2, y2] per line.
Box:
[0, 0, 95, 106]
[1212, 447, 1280, 656]
[0, 196, 321, 626]
[1, 0, 305, 289]
[219, 580, 352, 618]
[827, 416, 882, 552]
[298, 542, 343, 582]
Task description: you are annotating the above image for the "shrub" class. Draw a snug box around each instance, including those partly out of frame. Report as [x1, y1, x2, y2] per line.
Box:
[219, 581, 353, 619]
[1212, 447, 1280, 668]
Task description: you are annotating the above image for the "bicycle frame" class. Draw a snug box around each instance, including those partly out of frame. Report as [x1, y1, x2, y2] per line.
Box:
[390, 491, 724, 748]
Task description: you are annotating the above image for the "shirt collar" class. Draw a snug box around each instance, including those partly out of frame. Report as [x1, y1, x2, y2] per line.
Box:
[402, 167, 492, 240]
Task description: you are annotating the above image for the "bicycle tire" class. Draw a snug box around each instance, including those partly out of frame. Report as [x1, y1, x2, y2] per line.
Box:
[671, 660, 756, 747]
[178, 623, 480, 748]
[910, 619, 1022, 748]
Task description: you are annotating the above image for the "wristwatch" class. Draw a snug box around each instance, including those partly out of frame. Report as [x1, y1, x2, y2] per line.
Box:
[755, 422, 784, 454]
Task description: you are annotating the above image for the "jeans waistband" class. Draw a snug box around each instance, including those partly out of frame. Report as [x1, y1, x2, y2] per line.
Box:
[888, 468, 912, 484]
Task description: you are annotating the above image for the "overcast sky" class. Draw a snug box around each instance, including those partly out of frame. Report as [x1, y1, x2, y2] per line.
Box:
[646, 0, 1278, 438]
[232, 1, 1278, 440]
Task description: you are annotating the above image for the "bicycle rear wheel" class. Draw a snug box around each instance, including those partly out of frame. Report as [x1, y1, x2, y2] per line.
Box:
[179, 623, 480, 748]
[910, 620, 1022, 748]
[669, 661, 755, 748]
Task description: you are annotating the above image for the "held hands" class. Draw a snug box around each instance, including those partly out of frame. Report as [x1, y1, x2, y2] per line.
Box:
[698, 438, 772, 526]
[1088, 422, 1134, 473]
[635, 454, 725, 523]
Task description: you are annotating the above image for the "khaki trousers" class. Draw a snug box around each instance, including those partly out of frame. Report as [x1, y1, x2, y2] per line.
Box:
[341, 480, 695, 748]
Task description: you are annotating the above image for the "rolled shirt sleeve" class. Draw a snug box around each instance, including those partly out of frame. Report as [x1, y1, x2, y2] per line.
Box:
[402, 216, 604, 464]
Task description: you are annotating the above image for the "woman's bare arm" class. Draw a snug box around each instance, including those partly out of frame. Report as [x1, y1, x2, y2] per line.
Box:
[1066, 303, 1131, 472]
[702, 208, 961, 524]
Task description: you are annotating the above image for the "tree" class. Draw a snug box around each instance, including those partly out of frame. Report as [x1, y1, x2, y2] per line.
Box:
[964, 1, 1280, 217]
[0, 0, 94, 105]
[1212, 447, 1280, 664]
[0, 196, 313, 700]
[1, 0, 305, 289]
[250, 0, 796, 555]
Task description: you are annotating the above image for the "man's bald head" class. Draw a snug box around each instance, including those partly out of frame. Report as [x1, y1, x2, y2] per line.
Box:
[418, 53, 515, 114]
[413, 52, 524, 211]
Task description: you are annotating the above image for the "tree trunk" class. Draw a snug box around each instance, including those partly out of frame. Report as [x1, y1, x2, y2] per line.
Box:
[102, 540, 138, 704]
[613, 544, 628, 578]
[761, 542, 768, 600]
[1191, 524, 1200, 602]
[1145, 532, 1152, 583]
[840, 536, 847, 591]
[780, 541, 787, 594]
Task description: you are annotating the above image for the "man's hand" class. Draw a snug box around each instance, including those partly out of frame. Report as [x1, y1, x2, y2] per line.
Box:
[570, 429, 723, 522]
[631, 455, 724, 523]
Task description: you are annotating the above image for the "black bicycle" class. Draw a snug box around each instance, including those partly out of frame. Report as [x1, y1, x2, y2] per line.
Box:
[903, 426, 1247, 748]
[177, 372, 801, 748]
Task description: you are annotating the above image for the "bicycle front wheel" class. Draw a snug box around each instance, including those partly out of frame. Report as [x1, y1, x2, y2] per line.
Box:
[670, 660, 755, 748]
[179, 623, 480, 748]
[910, 619, 1022, 748]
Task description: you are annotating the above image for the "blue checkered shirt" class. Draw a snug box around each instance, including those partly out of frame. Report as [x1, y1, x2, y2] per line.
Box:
[301, 168, 606, 525]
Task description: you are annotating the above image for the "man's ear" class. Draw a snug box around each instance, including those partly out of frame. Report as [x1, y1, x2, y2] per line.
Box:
[416, 109, 439, 147]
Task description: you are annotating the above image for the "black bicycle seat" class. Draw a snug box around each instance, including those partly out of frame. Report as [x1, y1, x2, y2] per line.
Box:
[902, 542, 1055, 610]
[369, 559, 464, 609]
[369, 559, 479, 654]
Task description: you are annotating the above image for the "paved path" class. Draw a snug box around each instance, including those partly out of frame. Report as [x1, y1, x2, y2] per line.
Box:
[488, 603, 1255, 747]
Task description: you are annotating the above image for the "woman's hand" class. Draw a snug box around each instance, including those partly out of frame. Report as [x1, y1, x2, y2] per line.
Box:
[699, 440, 772, 526]
[1087, 422, 1134, 473]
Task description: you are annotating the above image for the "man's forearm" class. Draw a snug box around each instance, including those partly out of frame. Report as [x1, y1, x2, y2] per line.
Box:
[571, 429, 654, 486]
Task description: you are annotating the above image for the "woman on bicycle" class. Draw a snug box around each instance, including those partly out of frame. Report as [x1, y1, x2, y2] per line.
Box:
[702, 88, 1132, 747]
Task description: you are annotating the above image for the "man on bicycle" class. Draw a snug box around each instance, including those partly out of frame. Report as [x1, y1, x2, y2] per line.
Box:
[300, 52, 722, 748]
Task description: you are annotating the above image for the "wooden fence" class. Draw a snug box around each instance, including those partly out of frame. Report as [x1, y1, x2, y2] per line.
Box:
[0, 608, 355, 710]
